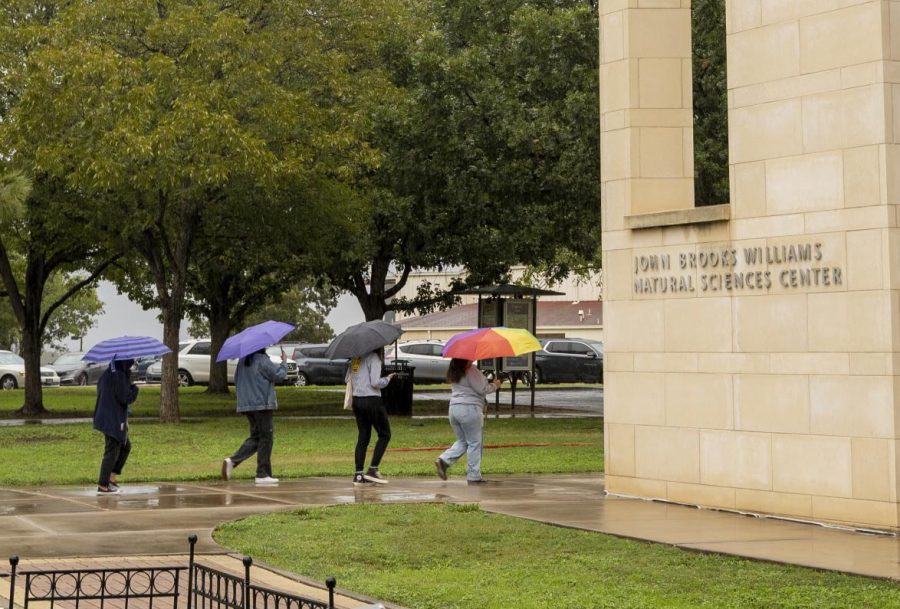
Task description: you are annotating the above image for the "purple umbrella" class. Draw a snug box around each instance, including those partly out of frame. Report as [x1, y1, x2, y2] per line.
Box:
[83, 336, 172, 362]
[216, 320, 295, 362]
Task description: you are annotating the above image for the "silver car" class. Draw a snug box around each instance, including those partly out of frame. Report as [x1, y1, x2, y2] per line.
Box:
[384, 340, 449, 384]
[49, 352, 106, 386]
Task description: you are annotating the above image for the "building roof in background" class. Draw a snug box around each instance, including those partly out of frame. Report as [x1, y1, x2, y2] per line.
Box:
[399, 300, 603, 329]
[458, 284, 565, 297]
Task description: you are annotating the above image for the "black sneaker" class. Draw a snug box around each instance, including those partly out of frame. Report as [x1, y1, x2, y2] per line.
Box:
[467, 479, 489, 486]
[434, 458, 448, 480]
[364, 469, 388, 485]
[97, 486, 120, 495]
[108, 481, 120, 490]
[353, 473, 373, 487]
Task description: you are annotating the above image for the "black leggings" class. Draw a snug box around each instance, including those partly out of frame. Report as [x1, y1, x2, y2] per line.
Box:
[352, 396, 391, 472]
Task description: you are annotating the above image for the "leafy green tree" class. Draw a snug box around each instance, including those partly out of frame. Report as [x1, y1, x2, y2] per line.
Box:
[0, 2, 120, 415]
[0, 261, 104, 351]
[183, 189, 341, 394]
[4, 0, 391, 420]
[242, 286, 336, 344]
[0, 169, 115, 414]
[692, 0, 728, 205]
[326, 0, 601, 320]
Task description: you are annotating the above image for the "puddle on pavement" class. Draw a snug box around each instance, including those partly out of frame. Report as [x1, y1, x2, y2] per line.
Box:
[0, 418, 91, 426]
[332, 491, 448, 504]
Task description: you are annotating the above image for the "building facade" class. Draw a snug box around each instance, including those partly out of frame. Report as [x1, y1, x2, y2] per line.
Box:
[601, 0, 900, 529]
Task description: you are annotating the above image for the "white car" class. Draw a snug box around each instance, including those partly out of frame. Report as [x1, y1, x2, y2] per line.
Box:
[384, 340, 449, 383]
[0, 350, 60, 390]
[146, 339, 298, 387]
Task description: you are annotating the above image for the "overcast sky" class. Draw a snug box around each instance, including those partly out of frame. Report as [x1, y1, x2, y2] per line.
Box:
[62, 281, 366, 353]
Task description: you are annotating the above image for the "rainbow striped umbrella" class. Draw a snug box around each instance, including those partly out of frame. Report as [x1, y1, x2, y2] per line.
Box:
[442, 327, 541, 360]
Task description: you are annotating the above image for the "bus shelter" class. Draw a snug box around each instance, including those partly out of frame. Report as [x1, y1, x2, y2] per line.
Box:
[458, 284, 563, 414]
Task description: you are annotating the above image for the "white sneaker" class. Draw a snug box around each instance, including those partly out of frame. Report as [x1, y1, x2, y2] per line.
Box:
[221, 458, 234, 481]
[364, 470, 389, 485]
[255, 476, 279, 484]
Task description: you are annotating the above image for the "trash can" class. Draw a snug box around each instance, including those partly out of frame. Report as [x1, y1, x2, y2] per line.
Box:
[382, 360, 415, 416]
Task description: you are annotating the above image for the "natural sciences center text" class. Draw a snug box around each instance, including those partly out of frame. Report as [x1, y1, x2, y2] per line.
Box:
[633, 242, 844, 295]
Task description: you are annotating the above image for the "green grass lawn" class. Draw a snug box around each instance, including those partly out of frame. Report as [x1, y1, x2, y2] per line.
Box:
[0, 416, 602, 486]
[0, 385, 349, 418]
[214, 503, 900, 609]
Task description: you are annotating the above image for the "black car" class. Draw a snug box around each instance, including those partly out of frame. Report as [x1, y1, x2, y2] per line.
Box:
[531, 338, 603, 384]
[291, 344, 350, 386]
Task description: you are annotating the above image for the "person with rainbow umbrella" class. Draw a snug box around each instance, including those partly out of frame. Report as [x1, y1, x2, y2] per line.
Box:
[434, 327, 541, 485]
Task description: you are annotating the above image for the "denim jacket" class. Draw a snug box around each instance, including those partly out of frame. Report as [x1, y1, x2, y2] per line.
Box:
[235, 353, 286, 412]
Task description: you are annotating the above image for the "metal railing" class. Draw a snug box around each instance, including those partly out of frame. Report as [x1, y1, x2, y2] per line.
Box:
[6, 536, 336, 609]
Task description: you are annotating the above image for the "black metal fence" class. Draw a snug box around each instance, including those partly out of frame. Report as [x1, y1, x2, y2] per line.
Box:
[6, 536, 336, 609]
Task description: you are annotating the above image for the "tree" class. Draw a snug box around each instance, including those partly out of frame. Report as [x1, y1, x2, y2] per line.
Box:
[183, 188, 341, 394]
[0, 2, 119, 416]
[692, 0, 728, 205]
[242, 285, 336, 344]
[326, 0, 601, 321]
[4, 0, 392, 420]
[0, 169, 116, 415]
[0, 261, 104, 351]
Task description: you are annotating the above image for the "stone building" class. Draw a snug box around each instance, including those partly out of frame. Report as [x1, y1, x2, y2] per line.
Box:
[601, 0, 900, 529]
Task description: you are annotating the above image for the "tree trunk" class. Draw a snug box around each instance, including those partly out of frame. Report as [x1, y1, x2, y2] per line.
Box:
[159, 304, 181, 423]
[17, 261, 47, 416]
[17, 317, 46, 416]
[206, 310, 231, 395]
[359, 297, 386, 321]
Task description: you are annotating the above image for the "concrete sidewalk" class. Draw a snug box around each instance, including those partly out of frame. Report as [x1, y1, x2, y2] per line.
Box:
[0, 474, 898, 604]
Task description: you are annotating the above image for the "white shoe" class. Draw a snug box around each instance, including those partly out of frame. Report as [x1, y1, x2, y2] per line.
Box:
[255, 476, 279, 484]
[221, 458, 234, 481]
[364, 471, 389, 485]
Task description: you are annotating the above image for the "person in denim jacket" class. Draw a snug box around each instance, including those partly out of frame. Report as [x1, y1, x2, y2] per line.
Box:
[221, 348, 286, 484]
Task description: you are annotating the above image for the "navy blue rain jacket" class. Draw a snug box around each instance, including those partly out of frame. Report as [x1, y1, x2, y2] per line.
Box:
[93, 367, 139, 443]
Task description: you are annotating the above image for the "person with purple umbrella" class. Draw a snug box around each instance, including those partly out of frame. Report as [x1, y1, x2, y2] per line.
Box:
[93, 359, 139, 494]
[221, 347, 288, 485]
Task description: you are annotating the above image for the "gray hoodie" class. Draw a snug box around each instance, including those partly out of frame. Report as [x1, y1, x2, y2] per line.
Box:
[449, 364, 497, 409]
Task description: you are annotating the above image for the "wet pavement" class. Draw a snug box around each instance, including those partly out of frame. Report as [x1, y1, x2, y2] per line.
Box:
[1, 474, 900, 585]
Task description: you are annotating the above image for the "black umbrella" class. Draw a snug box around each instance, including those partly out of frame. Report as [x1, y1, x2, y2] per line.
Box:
[325, 320, 403, 359]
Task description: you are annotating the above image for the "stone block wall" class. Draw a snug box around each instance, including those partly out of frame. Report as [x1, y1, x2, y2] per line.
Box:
[600, 0, 900, 529]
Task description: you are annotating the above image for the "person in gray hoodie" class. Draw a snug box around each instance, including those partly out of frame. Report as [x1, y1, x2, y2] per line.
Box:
[221, 347, 287, 484]
[434, 358, 502, 485]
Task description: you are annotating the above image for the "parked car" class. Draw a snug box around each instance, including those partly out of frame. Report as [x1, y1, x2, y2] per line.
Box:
[146, 340, 299, 386]
[264, 346, 300, 385]
[530, 338, 603, 384]
[290, 343, 349, 386]
[384, 340, 449, 384]
[131, 355, 162, 382]
[48, 352, 106, 386]
[0, 350, 60, 390]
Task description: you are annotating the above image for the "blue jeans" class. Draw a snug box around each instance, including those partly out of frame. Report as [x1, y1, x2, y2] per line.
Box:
[439, 403, 484, 481]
